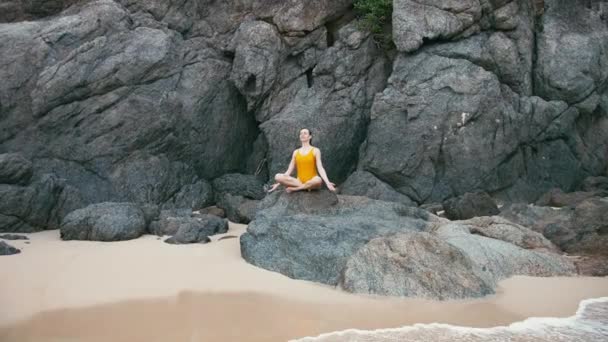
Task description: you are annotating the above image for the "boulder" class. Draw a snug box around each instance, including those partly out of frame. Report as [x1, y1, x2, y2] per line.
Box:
[501, 198, 608, 256]
[580, 176, 608, 195]
[148, 208, 194, 236]
[164, 215, 228, 244]
[433, 222, 575, 289]
[0, 174, 84, 233]
[196, 206, 226, 218]
[569, 197, 608, 256]
[241, 192, 433, 286]
[535, 188, 597, 208]
[60, 202, 146, 241]
[242, 192, 574, 299]
[148, 209, 229, 240]
[216, 193, 259, 224]
[341, 232, 492, 299]
[339, 171, 416, 206]
[0, 234, 29, 240]
[442, 192, 500, 220]
[0, 241, 20, 255]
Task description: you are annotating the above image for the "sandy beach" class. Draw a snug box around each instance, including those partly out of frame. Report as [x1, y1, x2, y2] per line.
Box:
[1, 222, 608, 342]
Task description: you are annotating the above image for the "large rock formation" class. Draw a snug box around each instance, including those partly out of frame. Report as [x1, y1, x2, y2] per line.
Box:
[60, 202, 147, 241]
[0, 0, 257, 214]
[241, 191, 434, 286]
[500, 197, 608, 256]
[0, 0, 606, 236]
[241, 192, 574, 299]
[0, 154, 83, 232]
[359, 0, 608, 203]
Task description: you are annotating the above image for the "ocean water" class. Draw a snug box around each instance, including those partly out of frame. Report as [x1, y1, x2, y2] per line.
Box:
[293, 297, 608, 342]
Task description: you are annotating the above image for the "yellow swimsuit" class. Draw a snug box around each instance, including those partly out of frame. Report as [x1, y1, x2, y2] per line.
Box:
[296, 148, 318, 183]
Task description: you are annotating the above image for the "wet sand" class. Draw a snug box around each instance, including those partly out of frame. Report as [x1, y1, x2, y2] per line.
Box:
[1, 223, 607, 341]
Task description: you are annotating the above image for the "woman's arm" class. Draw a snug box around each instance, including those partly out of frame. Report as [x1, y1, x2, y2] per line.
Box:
[314, 148, 336, 191]
[283, 150, 297, 176]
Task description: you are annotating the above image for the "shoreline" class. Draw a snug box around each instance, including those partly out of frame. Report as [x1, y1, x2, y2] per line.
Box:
[1, 224, 607, 341]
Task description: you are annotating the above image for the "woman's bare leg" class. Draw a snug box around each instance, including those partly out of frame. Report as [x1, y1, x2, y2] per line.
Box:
[268, 173, 303, 192]
[286, 176, 322, 193]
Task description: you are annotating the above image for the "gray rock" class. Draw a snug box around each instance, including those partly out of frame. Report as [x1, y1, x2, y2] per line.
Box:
[60, 202, 146, 241]
[0, 0, 258, 207]
[581, 176, 608, 195]
[501, 198, 608, 256]
[111, 152, 214, 210]
[229, 21, 283, 110]
[0, 153, 33, 185]
[570, 197, 608, 256]
[272, 0, 352, 33]
[500, 202, 577, 249]
[0, 174, 84, 233]
[148, 208, 193, 236]
[164, 235, 210, 245]
[139, 203, 160, 230]
[359, 49, 583, 204]
[433, 222, 576, 289]
[392, 0, 484, 52]
[242, 191, 574, 299]
[0, 234, 29, 240]
[341, 232, 492, 299]
[535, 188, 597, 208]
[443, 192, 500, 220]
[197, 206, 226, 218]
[423, 29, 535, 96]
[534, 0, 608, 106]
[241, 192, 434, 286]
[573, 255, 608, 277]
[420, 203, 445, 216]
[343, 215, 567, 299]
[0, 0, 80, 23]
[342, 218, 575, 299]
[212, 173, 266, 201]
[459, 216, 559, 251]
[216, 193, 259, 224]
[256, 188, 340, 215]
[339, 171, 416, 206]
[0, 241, 20, 255]
[168, 214, 228, 244]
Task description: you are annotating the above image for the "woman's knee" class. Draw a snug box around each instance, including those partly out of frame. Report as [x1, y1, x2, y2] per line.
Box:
[274, 173, 284, 181]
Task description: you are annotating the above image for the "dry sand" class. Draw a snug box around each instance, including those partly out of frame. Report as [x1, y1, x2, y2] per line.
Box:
[1, 223, 607, 342]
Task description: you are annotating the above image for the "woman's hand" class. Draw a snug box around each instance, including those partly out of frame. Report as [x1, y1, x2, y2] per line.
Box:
[327, 182, 336, 192]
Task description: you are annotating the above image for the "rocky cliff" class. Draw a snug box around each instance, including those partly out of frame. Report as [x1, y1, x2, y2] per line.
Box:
[1, 0, 606, 226]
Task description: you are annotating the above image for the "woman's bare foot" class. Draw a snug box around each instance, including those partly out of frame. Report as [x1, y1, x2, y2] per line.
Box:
[266, 183, 281, 193]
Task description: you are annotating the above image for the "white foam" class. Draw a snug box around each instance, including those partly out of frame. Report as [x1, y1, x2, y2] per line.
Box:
[292, 297, 608, 342]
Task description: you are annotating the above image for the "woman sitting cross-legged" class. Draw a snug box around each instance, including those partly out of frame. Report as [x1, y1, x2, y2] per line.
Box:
[267, 128, 336, 193]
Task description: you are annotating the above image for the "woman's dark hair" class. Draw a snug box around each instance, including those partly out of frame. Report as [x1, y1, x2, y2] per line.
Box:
[300, 128, 312, 142]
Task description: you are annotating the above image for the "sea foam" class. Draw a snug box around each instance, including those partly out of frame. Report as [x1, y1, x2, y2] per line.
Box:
[293, 297, 608, 342]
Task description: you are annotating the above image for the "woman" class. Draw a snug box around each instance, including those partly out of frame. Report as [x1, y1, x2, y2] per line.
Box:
[267, 128, 336, 193]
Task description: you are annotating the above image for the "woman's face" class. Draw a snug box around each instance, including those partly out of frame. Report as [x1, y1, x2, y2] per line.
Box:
[299, 129, 311, 143]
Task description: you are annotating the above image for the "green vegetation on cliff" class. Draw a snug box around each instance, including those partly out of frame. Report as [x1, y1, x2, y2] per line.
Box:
[354, 0, 393, 47]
